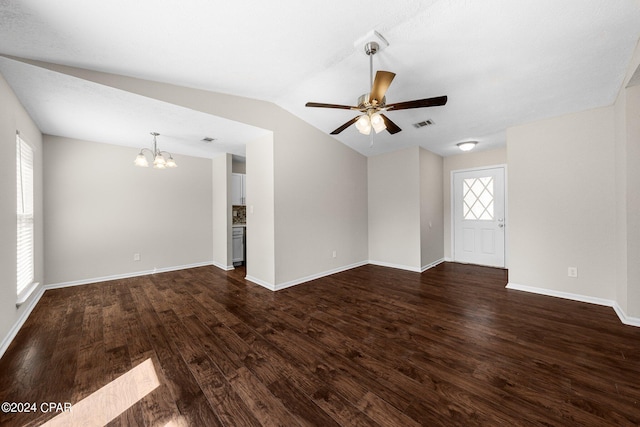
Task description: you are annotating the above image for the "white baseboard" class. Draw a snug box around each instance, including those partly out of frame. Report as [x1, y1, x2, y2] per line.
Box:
[368, 260, 422, 273]
[248, 259, 443, 292]
[273, 261, 370, 291]
[421, 258, 445, 272]
[245, 275, 275, 291]
[247, 261, 372, 291]
[506, 282, 640, 328]
[45, 261, 214, 290]
[212, 261, 235, 271]
[367, 258, 445, 273]
[612, 302, 640, 327]
[0, 285, 45, 360]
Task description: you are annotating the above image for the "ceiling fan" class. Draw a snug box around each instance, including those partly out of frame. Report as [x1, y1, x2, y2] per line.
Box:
[305, 41, 448, 136]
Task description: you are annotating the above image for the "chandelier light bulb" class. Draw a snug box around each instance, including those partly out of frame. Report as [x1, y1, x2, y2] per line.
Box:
[153, 153, 166, 166]
[134, 152, 149, 167]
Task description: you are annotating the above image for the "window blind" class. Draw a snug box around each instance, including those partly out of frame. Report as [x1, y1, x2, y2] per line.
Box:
[16, 133, 34, 297]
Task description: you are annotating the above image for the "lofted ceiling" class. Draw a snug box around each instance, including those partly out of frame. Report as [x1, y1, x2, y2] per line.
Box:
[1, 0, 639, 158]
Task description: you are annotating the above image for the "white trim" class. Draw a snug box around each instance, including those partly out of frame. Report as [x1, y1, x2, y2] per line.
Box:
[369, 258, 444, 273]
[212, 261, 235, 271]
[245, 275, 276, 291]
[506, 282, 640, 327]
[612, 303, 640, 327]
[45, 261, 214, 290]
[273, 261, 370, 291]
[505, 282, 614, 306]
[0, 286, 45, 359]
[248, 259, 444, 292]
[368, 260, 422, 273]
[421, 258, 445, 272]
[16, 281, 39, 306]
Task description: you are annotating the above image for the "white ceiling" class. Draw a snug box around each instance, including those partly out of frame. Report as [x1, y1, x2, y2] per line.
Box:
[1, 0, 639, 158]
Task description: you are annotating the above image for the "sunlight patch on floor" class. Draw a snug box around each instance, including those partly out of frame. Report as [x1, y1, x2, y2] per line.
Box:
[40, 358, 160, 427]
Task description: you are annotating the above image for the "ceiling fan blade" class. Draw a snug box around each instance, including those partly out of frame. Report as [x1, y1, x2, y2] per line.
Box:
[306, 102, 359, 110]
[369, 71, 396, 105]
[330, 116, 360, 135]
[386, 95, 448, 111]
[380, 114, 402, 134]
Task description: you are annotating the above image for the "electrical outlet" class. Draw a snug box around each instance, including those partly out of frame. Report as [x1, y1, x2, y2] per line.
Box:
[332, 250, 337, 258]
[134, 253, 140, 261]
[568, 267, 578, 278]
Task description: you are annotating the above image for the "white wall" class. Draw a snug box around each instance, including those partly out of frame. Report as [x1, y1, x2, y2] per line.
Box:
[0, 73, 44, 356]
[419, 148, 444, 269]
[368, 147, 421, 271]
[612, 38, 640, 320]
[246, 133, 276, 286]
[22, 60, 370, 289]
[43, 135, 213, 285]
[506, 107, 617, 300]
[615, 37, 640, 319]
[614, 82, 629, 313]
[443, 148, 507, 260]
[273, 118, 369, 286]
[626, 84, 640, 317]
[212, 153, 232, 270]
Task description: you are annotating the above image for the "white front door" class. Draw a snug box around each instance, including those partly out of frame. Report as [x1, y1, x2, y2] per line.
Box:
[453, 167, 505, 267]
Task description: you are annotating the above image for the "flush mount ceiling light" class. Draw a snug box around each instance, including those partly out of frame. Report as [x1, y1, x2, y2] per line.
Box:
[457, 141, 478, 152]
[134, 132, 177, 169]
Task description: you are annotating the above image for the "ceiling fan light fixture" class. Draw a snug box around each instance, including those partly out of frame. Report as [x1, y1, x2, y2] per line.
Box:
[370, 113, 386, 133]
[457, 141, 478, 152]
[355, 115, 372, 135]
[304, 30, 447, 138]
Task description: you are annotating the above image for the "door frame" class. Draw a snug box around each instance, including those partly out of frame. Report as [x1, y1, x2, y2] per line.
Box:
[450, 164, 508, 268]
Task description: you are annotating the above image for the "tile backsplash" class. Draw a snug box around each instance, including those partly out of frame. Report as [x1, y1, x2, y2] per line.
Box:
[232, 205, 246, 224]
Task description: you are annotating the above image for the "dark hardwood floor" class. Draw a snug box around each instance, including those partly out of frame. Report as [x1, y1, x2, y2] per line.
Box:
[1, 262, 640, 426]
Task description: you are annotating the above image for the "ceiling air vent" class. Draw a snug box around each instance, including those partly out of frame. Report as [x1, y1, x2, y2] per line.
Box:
[413, 119, 434, 129]
[201, 137, 216, 143]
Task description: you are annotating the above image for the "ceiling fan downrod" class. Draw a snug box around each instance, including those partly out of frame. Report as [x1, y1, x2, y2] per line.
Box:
[364, 41, 379, 89]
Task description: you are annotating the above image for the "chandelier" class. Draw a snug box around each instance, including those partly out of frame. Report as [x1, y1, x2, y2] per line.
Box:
[134, 132, 177, 169]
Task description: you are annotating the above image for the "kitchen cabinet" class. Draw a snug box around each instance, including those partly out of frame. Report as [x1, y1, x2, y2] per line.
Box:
[232, 226, 245, 265]
[231, 173, 246, 206]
